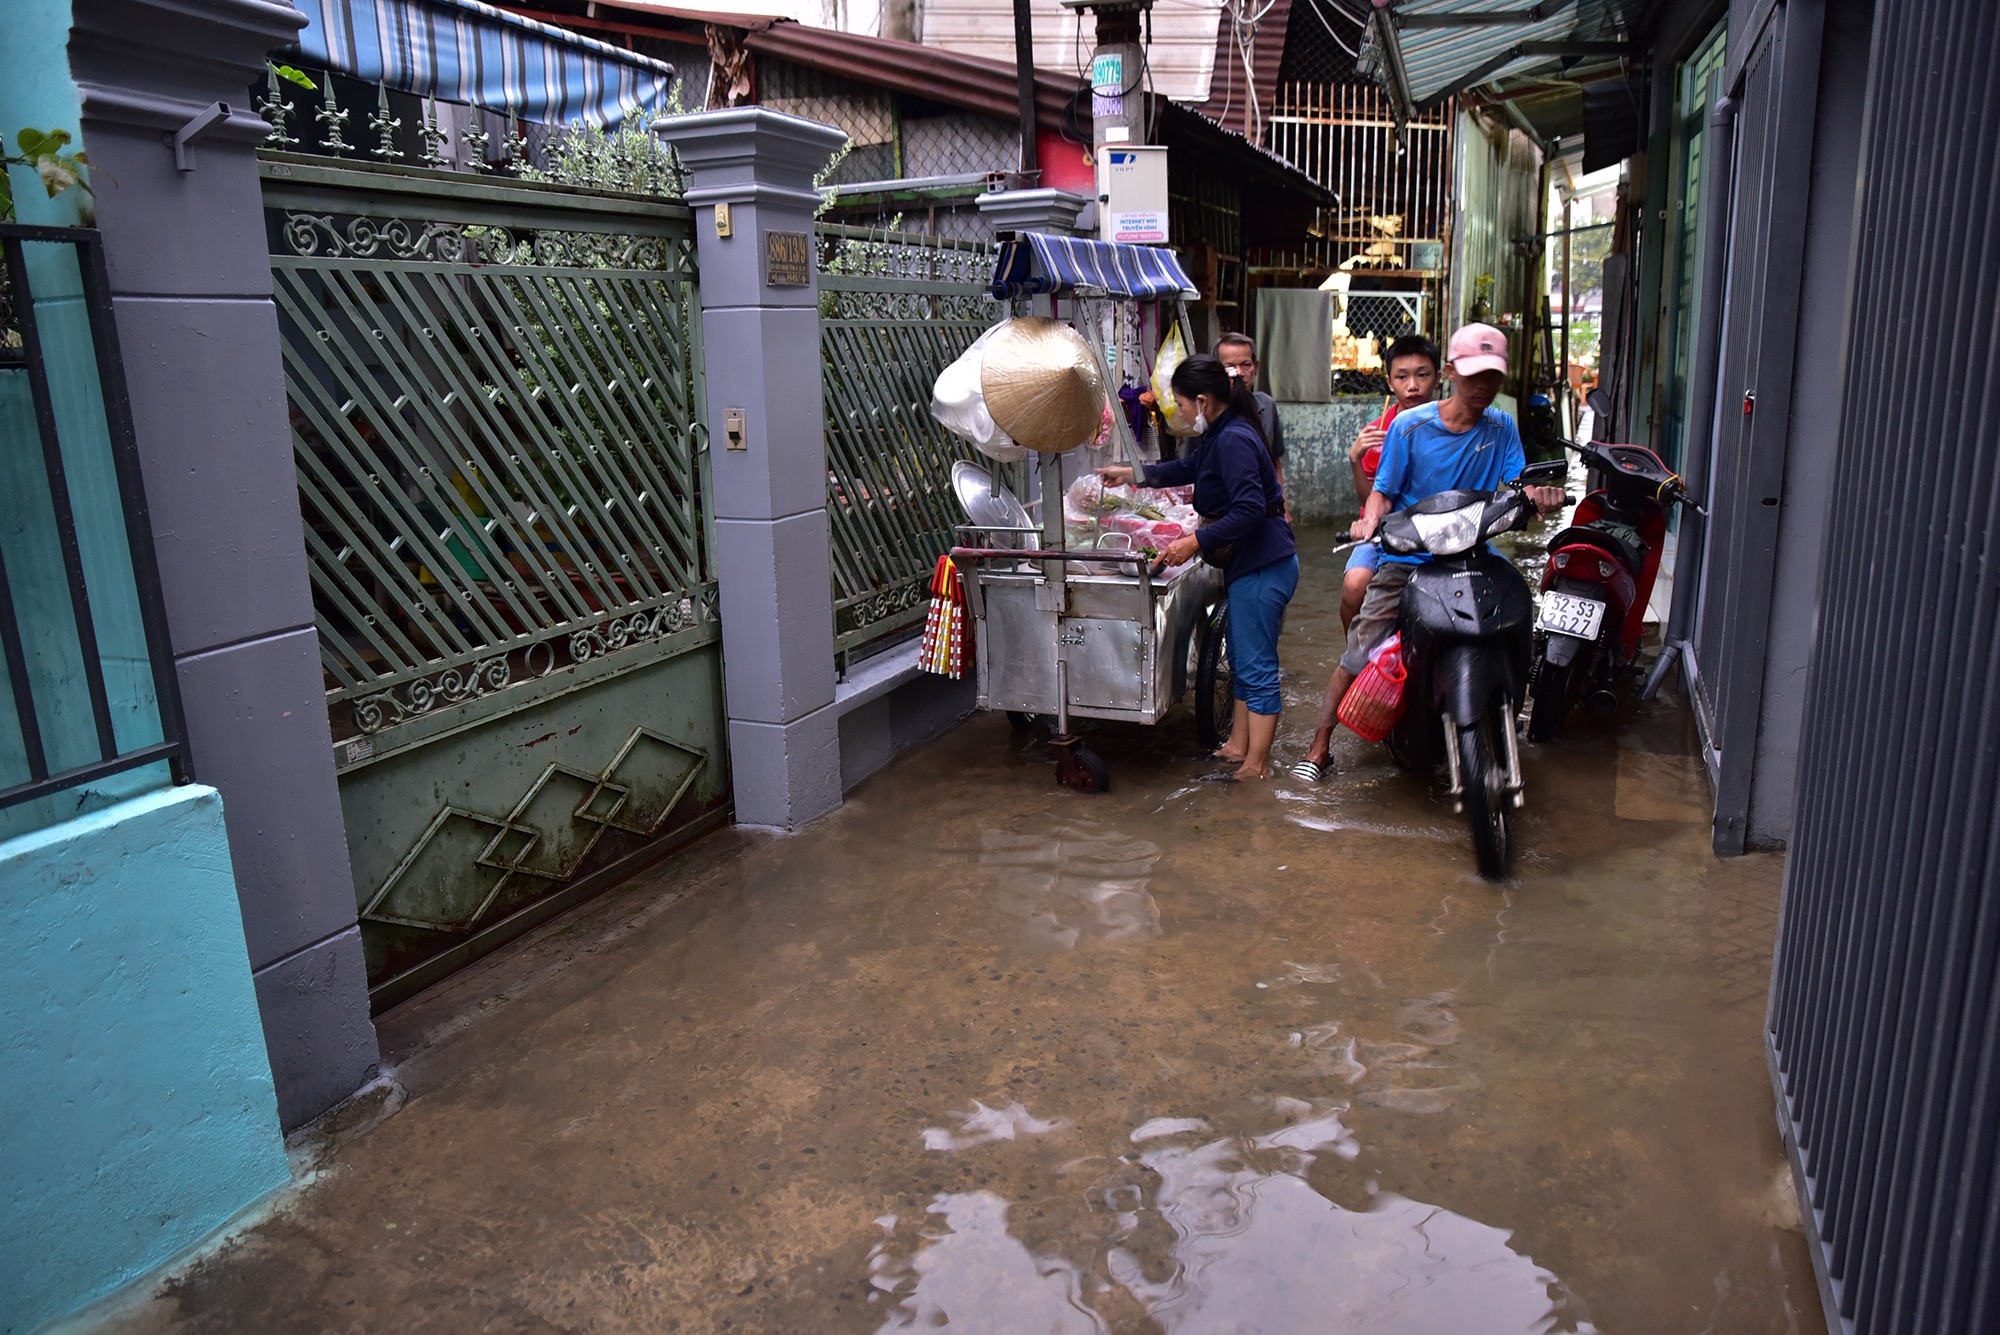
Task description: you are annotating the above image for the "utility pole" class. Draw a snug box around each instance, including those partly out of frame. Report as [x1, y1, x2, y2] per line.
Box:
[1013, 0, 1039, 179]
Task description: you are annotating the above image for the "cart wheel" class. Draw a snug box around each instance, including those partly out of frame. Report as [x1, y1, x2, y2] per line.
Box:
[1195, 603, 1234, 749]
[1056, 743, 1110, 793]
[1006, 710, 1040, 731]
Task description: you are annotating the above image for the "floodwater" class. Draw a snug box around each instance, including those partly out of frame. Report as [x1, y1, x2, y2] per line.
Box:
[96, 525, 1817, 1334]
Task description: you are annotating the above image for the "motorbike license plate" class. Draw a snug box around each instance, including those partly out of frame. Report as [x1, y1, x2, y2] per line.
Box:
[1537, 591, 1606, 640]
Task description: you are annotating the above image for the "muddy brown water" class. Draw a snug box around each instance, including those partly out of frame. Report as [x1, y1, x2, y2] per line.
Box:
[99, 526, 1817, 1334]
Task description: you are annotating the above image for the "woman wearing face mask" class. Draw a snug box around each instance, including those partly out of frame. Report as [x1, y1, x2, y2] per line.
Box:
[1097, 354, 1298, 780]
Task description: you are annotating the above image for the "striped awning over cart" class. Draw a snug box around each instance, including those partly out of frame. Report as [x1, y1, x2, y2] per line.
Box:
[289, 0, 678, 127]
[989, 233, 1200, 301]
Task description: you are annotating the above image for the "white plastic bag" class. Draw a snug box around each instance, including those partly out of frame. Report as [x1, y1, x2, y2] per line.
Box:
[931, 324, 1029, 463]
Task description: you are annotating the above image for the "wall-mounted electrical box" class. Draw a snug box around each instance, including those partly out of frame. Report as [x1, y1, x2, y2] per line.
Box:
[1098, 144, 1168, 245]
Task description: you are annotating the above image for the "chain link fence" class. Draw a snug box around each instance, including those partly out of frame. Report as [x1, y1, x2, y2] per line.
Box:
[1332, 289, 1430, 395]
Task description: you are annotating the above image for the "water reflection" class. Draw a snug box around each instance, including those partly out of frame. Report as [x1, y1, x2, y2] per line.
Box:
[1108, 1112, 1594, 1334]
[879, 1102, 1591, 1333]
[980, 823, 1163, 949]
[869, 1192, 1101, 1333]
[922, 1100, 1062, 1152]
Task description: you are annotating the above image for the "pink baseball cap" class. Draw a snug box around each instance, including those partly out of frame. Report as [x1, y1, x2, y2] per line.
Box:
[1448, 323, 1510, 376]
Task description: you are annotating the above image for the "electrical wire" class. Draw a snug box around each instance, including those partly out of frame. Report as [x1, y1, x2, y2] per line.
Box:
[1228, 0, 1280, 141]
[1301, 0, 1361, 61]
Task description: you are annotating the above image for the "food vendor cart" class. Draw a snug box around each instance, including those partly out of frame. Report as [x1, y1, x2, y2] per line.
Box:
[943, 235, 1230, 792]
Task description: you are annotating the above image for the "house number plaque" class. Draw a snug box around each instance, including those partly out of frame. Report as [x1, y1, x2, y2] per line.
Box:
[764, 230, 811, 287]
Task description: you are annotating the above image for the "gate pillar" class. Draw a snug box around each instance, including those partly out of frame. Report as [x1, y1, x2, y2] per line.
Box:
[69, 0, 380, 1128]
[657, 109, 851, 830]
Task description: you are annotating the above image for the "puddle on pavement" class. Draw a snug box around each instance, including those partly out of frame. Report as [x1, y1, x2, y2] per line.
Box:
[980, 823, 1163, 949]
[870, 1103, 1594, 1334]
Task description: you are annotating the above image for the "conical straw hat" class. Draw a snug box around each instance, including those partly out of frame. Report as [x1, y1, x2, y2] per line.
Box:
[979, 317, 1106, 454]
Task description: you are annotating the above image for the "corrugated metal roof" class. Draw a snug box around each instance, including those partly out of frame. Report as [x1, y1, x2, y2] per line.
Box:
[1159, 100, 1332, 204]
[501, 0, 1331, 203]
[1194, 0, 1292, 139]
[746, 18, 1084, 125]
[919, 0, 1225, 104]
[1374, 0, 1653, 109]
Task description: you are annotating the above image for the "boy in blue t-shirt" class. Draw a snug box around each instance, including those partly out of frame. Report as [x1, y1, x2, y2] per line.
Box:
[1292, 324, 1563, 783]
[1368, 400, 1527, 563]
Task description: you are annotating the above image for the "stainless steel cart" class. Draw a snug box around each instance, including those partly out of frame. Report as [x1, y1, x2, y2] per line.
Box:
[950, 460, 1227, 792]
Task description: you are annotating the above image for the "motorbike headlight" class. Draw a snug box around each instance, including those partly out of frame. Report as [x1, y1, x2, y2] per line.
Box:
[1409, 503, 1484, 557]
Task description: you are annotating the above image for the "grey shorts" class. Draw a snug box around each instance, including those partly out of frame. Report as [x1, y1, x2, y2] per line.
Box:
[1339, 562, 1414, 675]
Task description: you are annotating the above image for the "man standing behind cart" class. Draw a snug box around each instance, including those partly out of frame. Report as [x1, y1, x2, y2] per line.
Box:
[1097, 354, 1298, 781]
[1291, 324, 1563, 783]
[1216, 333, 1289, 510]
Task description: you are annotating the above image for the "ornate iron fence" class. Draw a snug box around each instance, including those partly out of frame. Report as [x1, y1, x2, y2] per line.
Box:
[263, 156, 710, 751]
[817, 223, 997, 662]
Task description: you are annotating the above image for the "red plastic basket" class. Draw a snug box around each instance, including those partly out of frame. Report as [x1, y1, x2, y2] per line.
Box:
[1338, 633, 1409, 742]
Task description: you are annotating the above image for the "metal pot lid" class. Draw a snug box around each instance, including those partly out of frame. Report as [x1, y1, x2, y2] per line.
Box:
[951, 460, 1032, 531]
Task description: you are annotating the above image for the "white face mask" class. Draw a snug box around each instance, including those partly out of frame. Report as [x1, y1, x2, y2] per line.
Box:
[1191, 409, 1209, 435]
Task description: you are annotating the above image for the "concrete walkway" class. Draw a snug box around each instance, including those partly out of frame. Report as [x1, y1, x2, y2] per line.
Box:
[96, 528, 1816, 1333]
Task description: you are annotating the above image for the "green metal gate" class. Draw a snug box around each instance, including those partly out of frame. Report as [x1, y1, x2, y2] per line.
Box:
[817, 225, 997, 666]
[262, 157, 726, 1009]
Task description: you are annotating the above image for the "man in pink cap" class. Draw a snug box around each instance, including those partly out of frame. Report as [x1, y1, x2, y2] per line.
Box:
[1292, 323, 1564, 782]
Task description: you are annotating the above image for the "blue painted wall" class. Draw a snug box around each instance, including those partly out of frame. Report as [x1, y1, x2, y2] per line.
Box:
[1, 0, 166, 842]
[0, 0, 90, 229]
[0, 784, 291, 1333]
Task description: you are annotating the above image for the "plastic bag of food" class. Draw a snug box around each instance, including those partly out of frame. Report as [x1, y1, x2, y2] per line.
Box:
[1151, 322, 1199, 436]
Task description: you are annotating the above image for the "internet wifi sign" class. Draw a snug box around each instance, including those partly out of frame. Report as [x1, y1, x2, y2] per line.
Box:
[1102, 146, 1168, 246]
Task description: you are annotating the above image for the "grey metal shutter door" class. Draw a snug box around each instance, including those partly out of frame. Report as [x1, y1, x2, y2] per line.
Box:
[1768, 0, 2000, 1331]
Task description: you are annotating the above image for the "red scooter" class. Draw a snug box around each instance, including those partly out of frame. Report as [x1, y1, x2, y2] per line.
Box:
[1524, 437, 1702, 742]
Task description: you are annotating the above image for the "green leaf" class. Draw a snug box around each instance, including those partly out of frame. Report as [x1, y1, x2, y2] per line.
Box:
[270, 63, 318, 91]
[0, 170, 15, 224]
[16, 127, 70, 156]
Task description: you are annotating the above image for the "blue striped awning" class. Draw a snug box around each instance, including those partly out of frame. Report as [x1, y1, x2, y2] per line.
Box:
[289, 0, 678, 128]
[989, 233, 1200, 301]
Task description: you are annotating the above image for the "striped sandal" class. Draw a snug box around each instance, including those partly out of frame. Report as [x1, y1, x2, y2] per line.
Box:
[1289, 757, 1332, 784]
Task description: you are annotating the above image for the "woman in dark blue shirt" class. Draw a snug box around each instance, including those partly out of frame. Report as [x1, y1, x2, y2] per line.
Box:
[1098, 355, 1298, 779]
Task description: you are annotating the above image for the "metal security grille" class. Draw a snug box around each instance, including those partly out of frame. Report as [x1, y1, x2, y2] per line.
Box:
[264, 156, 727, 1005]
[268, 161, 710, 743]
[817, 224, 997, 661]
[1266, 79, 1455, 275]
[1767, 0, 2000, 1330]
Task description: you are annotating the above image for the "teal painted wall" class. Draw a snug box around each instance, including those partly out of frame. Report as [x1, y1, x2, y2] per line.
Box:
[1277, 399, 1381, 525]
[0, 784, 291, 1333]
[1, 0, 167, 839]
[0, 0, 89, 229]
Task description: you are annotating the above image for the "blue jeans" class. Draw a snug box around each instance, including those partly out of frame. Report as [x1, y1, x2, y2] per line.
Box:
[1227, 555, 1299, 715]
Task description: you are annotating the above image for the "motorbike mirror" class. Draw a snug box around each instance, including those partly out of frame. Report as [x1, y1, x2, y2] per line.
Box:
[1514, 460, 1567, 484]
[1585, 387, 1613, 418]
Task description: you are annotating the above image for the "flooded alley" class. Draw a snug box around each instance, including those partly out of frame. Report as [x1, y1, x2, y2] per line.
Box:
[97, 530, 1817, 1334]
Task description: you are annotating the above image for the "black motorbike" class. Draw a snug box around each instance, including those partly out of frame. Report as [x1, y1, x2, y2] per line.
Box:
[1368, 462, 1566, 879]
